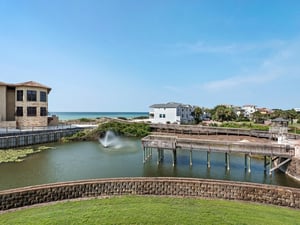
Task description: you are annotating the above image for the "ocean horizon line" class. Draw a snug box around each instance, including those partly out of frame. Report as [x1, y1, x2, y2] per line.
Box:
[50, 111, 148, 113]
[49, 112, 149, 121]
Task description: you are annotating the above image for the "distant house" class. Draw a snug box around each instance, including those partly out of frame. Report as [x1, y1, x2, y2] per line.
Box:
[257, 107, 272, 115]
[294, 108, 300, 113]
[0, 81, 51, 128]
[242, 105, 257, 118]
[149, 102, 194, 124]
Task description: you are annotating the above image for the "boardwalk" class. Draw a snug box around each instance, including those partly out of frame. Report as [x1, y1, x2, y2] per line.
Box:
[149, 124, 300, 140]
[141, 134, 295, 175]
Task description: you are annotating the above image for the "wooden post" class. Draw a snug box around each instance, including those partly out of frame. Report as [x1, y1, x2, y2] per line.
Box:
[225, 153, 230, 170]
[247, 155, 251, 173]
[207, 151, 211, 168]
[189, 150, 193, 166]
[172, 149, 177, 166]
[264, 156, 267, 172]
[244, 154, 251, 173]
[143, 147, 146, 163]
[269, 156, 273, 176]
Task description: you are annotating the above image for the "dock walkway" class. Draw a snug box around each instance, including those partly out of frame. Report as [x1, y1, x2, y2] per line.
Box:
[141, 134, 295, 175]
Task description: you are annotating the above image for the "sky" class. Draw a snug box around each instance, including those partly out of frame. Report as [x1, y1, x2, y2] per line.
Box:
[1, 0, 300, 112]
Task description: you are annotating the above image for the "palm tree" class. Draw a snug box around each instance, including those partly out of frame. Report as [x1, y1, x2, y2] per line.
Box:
[192, 107, 203, 124]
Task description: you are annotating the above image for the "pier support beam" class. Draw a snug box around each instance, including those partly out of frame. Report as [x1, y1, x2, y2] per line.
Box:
[143, 147, 152, 163]
[264, 156, 267, 172]
[157, 149, 163, 165]
[157, 148, 161, 165]
[225, 153, 230, 171]
[244, 154, 251, 173]
[247, 155, 251, 173]
[172, 149, 177, 166]
[269, 156, 273, 176]
[207, 151, 211, 168]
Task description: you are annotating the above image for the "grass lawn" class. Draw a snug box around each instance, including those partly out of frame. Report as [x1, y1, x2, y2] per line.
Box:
[0, 196, 299, 225]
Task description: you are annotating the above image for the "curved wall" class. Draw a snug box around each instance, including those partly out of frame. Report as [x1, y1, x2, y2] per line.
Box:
[1, 177, 299, 211]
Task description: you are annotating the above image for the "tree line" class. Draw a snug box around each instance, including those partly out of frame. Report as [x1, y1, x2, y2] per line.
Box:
[192, 105, 300, 124]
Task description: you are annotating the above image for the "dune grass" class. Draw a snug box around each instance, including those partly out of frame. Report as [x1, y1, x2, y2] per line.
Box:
[1, 196, 299, 225]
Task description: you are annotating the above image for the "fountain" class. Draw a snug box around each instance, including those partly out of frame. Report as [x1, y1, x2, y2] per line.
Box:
[99, 130, 122, 148]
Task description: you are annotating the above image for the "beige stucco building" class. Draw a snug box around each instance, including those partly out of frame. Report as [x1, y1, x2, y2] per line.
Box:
[0, 81, 51, 128]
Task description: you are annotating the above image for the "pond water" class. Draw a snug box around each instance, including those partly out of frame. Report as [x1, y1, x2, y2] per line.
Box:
[0, 137, 299, 190]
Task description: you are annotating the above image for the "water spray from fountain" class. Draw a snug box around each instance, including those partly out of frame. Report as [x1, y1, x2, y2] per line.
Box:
[99, 130, 123, 149]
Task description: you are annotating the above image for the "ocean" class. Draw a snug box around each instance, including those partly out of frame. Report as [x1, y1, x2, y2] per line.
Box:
[49, 112, 148, 121]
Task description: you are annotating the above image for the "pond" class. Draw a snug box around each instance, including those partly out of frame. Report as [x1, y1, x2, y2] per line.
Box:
[0, 137, 299, 190]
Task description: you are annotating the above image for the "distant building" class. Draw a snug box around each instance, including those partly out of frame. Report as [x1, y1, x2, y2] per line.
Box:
[0, 81, 51, 128]
[257, 107, 273, 115]
[242, 105, 257, 118]
[149, 102, 194, 124]
[294, 108, 300, 113]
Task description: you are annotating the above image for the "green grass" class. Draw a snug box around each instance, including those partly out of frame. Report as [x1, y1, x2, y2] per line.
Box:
[1, 196, 299, 225]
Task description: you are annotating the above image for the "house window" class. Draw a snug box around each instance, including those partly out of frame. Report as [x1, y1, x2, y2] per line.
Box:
[40, 107, 47, 116]
[17, 90, 23, 101]
[16, 107, 23, 116]
[40, 91, 47, 102]
[27, 107, 37, 116]
[159, 114, 166, 118]
[27, 90, 37, 101]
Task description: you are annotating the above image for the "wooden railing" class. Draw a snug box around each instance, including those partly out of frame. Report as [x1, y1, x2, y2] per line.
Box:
[142, 135, 295, 157]
[149, 124, 300, 140]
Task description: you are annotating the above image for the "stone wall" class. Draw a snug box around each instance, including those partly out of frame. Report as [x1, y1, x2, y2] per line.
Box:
[285, 157, 300, 181]
[1, 178, 299, 211]
[0, 121, 17, 129]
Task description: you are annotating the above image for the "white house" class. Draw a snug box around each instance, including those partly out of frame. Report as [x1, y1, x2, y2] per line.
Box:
[149, 102, 194, 124]
[242, 105, 257, 118]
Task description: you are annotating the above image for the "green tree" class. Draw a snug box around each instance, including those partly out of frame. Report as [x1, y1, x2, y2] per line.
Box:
[252, 111, 265, 123]
[192, 107, 203, 124]
[286, 109, 297, 124]
[212, 105, 236, 122]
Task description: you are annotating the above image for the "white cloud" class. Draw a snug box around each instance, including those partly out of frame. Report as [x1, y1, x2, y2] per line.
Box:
[201, 38, 300, 91]
[174, 39, 286, 54]
[202, 73, 280, 90]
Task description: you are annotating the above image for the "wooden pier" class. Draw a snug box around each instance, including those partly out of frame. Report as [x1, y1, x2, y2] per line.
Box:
[149, 124, 300, 140]
[0, 128, 83, 149]
[141, 135, 295, 175]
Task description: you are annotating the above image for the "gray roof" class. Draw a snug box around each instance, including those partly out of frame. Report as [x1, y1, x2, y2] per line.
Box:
[272, 117, 289, 122]
[150, 102, 191, 108]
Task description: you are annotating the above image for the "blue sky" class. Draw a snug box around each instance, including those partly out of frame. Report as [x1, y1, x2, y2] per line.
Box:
[1, 0, 300, 112]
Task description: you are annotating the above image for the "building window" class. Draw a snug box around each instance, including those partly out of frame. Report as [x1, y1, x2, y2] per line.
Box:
[40, 107, 47, 116]
[17, 90, 23, 101]
[27, 90, 37, 101]
[16, 107, 23, 116]
[40, 91, 47, 102]
[27, 107, 37, 116]
[159, 114, 166, 118]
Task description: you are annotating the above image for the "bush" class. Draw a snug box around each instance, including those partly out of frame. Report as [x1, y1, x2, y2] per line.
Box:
[79, 118, 94, 122]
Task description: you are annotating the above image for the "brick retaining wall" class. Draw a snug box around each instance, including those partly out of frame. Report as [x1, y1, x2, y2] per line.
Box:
[0, 178, 299, 211]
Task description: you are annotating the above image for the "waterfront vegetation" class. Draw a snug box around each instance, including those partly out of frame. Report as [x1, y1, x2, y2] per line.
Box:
[0, 146, 54, 163]
[0, 196, 299, 225]
[62, 121, 150, 142]
[218, 122, 270, 131]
